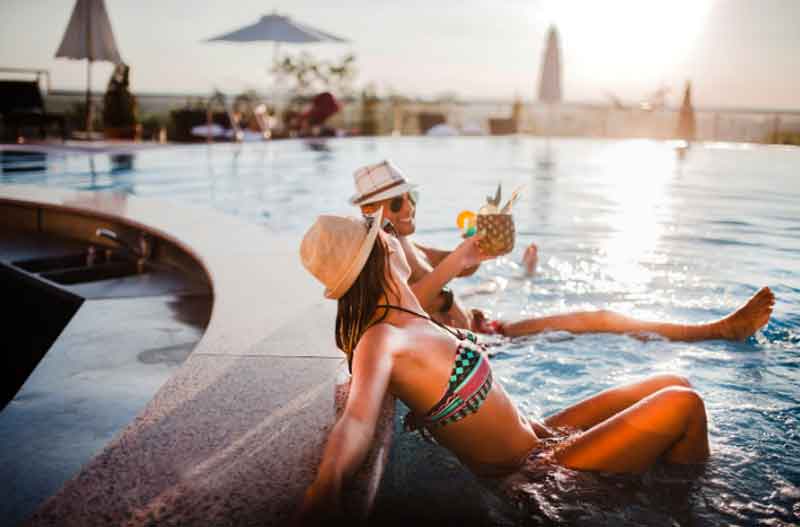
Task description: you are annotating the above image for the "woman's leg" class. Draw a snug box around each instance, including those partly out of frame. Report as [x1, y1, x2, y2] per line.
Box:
[552, 386, 710, 473]
[543, 374, 691, 431]
[501, 286, 774, 342]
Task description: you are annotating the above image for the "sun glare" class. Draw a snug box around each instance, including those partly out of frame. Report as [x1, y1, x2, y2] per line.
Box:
[594, 141, 676, 289]
[537, 0, 715, 84]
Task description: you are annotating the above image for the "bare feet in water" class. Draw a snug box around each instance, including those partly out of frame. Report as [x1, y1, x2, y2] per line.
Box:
[714, 287, 775, 341]
[522, 244, 538, 276]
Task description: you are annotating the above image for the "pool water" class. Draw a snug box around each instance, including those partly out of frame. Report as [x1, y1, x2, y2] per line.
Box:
[2, 137, 799, 525]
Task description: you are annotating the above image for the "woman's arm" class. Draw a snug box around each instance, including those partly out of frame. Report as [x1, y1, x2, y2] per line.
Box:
[396, 236, 448, 313]
[298, 330, 394, 519]
[409, 235, 491, 311]
[414, 242, 479, 277]
[418, 241, 540, 278]
[398, 236, 435, 285]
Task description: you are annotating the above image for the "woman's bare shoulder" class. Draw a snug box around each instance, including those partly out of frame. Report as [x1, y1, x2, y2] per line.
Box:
[359, 321, 403, 348]
[362, 320, 423, 354]
[350, 322, 404, 373]
[359, 320, 438, 358]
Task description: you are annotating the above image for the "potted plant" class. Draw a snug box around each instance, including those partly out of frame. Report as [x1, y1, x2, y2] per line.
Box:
[103, 64, 140, 140]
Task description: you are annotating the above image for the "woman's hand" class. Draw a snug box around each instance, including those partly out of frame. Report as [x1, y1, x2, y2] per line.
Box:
[470, 308, 505, 335]
[453, 234, 495, 270]
[439, 295, 472, 329]
[294, 482, 341, 526]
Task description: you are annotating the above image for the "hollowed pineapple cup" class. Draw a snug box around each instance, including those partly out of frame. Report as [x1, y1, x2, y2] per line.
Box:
[476, 213, 515, 256]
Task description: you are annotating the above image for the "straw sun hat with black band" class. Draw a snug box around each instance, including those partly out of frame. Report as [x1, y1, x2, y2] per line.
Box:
[300, 208, 383, 299]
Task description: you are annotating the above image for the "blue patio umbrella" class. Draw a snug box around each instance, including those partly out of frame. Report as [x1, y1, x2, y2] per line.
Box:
[205, 13, 349, 109]
[206, 13, 348, 65]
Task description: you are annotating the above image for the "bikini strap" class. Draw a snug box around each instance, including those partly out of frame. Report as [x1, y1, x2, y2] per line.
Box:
[375, 303, 467, 340]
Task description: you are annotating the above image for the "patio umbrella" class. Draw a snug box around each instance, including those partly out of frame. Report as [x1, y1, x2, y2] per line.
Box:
[206, 13, 348, 65]
[55, 0, 122, 135]
[537, 26, 562, 165]
[538, 26, 562, 105]
[676, 81, 696, 142]
[204, 13, 348, 138]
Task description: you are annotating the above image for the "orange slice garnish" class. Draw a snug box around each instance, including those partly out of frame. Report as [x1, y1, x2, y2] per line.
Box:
[456, 210, 476, 229]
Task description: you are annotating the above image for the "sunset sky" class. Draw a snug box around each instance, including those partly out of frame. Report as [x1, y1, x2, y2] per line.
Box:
[1, 0, 798, 110]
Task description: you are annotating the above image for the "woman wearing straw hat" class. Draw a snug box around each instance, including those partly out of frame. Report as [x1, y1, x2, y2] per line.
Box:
[297, 210, 710, 520]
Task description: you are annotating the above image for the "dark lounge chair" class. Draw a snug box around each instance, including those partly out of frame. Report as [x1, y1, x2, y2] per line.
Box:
[418, 112, 446, 134]
[488, 117, 517, 135]
[0, 80, 67, 142]
[283, 92, 342, 138]
[305, 92, 340, 128]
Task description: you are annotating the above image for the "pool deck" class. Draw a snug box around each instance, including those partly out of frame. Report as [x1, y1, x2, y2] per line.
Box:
[0, 184, 393, 525]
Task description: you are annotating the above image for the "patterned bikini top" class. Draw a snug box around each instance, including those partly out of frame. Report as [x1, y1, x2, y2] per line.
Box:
[374, 304, 494, 441]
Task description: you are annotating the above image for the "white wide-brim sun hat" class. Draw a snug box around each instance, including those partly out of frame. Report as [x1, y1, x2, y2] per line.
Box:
[300, 208, 383, 299]
[349, 160, 418, 206]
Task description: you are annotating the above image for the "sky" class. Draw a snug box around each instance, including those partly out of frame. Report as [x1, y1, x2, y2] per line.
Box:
[1, 0, 798, 110]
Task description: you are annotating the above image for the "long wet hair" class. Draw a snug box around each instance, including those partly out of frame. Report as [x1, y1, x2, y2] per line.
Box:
[335, 234, 398, 370]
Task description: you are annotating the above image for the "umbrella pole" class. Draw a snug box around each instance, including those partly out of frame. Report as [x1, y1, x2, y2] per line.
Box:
[272, 42, 280, 101]
[548, 105, 553, 158]
[85, 0, 93, 140]
[85, 59, 92, 137]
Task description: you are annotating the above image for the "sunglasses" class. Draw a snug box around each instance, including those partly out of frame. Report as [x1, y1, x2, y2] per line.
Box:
[365, 215, 399, 237]
[389, 191, 419, 213]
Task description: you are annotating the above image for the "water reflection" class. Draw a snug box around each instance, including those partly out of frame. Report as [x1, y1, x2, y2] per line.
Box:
[303, 139, 332, 153]
[531, 161, 555, 226]
[0, 150, 47, 173]
[110, 153, 134, 173]
[595, 140, 675, 289]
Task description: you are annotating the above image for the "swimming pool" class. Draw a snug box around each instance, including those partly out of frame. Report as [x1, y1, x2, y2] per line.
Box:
[2, 137, 798, 525]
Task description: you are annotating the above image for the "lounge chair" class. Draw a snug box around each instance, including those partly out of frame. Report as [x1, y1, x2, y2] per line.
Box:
[305, 92, 340, 128]
[286, 92, 342, 138]
[172, 108, 242, 143]
[0, 80, 67, 142]
[488, 117, 517, 135]
[417, 112, 446, 135]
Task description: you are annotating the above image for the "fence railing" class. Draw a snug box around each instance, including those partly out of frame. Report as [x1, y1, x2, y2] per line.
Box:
[35, 89, 800, 145]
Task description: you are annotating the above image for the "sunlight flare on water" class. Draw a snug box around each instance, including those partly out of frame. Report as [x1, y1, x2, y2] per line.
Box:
[594, 140, 676, 289]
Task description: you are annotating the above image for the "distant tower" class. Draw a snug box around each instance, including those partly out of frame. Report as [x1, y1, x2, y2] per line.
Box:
[676, 81, 696, 141]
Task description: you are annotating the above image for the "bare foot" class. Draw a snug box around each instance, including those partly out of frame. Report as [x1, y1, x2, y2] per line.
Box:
[522, 243, 538, 276]
[714, 287, 775, 341]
